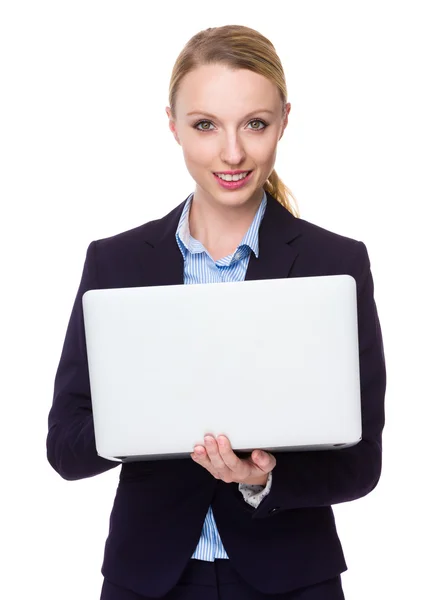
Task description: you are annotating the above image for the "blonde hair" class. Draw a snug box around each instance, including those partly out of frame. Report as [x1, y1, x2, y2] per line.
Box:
[168, 25, 300, 218]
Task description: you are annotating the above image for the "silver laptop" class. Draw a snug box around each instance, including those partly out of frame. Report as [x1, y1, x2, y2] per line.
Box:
[82, 275, 362, 462]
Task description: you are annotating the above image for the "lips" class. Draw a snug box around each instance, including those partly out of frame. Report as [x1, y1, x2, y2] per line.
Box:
[213, 170, 254, 189]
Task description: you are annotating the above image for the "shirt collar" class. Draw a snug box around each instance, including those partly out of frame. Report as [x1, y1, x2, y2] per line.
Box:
[175, 189, 267, 261]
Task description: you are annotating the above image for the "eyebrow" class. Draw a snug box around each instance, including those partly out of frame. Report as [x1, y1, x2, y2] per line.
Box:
[186, 109, 275, 119]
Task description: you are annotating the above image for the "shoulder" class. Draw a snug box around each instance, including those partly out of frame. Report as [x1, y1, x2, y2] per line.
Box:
[266, 194, 362, 254]
[281, 210, 370, 280]
[295, 216, 360, 247]
[91, 200, 186, 253]
[271, 195, 365, 262]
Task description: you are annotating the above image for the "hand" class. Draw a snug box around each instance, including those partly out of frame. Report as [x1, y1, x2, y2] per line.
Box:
[191, 434, 276, 486]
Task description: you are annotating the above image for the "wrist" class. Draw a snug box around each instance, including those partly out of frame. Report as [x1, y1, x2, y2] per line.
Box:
[243, 473, 268, 486]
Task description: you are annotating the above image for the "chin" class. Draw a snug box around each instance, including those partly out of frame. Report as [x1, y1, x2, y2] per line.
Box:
[213, 191, 260, 206]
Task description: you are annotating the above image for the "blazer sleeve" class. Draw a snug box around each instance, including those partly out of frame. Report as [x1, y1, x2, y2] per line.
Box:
[251, 240, 386, 518]
[46, 241, 119, 480]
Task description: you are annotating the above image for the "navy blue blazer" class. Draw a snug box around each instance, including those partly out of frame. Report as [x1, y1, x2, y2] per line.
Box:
[47, 192, 386, 597]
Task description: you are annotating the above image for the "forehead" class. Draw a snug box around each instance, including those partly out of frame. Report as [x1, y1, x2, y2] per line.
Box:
[176, 64, 281, 115]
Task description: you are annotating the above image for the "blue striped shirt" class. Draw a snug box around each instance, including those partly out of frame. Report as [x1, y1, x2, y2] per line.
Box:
[175, 189, 267, 561]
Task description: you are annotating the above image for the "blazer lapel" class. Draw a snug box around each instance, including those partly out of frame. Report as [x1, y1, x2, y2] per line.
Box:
[245, 192, 302, 281]
[139, 200, 187, 287]
[140, 191, 303, 285]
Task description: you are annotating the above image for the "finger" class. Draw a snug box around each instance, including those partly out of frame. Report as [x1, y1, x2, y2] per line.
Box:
[204, 435, 228, 471]
[191, 445, 207, 460]
[216, 436, 242, 471]
[191, 446, 217, 474]
[251, 450, 276, 472]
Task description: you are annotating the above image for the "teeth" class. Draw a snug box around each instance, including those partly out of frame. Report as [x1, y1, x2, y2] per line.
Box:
[216, 171, 250, 182]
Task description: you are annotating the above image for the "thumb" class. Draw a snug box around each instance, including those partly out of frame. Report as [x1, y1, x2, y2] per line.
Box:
[252, 450, 272, 468]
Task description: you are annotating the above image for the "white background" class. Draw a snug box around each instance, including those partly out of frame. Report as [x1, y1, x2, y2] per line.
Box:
[1, 1, 443, 598]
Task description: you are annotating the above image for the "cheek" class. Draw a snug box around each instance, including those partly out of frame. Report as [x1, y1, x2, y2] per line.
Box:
[242, 136, 280, 166]
[182, 141, 217, 172]
[182, 147, 210, 175]
[249, 146, 277, 170]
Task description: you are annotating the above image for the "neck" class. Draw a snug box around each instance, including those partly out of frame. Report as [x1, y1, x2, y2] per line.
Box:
[188, 187, 263, 260]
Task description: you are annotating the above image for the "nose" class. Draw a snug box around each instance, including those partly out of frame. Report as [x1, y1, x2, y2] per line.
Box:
[219, 130, 247, 166]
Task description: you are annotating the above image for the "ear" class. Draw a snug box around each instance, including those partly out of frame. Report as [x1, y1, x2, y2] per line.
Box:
[279, 102, 291, 141]
[166, 107, 181, 146]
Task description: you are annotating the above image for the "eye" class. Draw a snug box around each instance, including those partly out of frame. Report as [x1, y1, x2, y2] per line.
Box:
[193, 119, 268, 132]
[194, 120, 214, 131]
[248, 119, 267, 130]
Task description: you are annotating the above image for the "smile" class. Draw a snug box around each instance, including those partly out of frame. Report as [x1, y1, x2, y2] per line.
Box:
[212, 170, 254, 190]
[215, 171, 251, 182]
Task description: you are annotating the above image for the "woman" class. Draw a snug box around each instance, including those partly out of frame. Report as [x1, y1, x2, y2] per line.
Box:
[47, 24, 386, 600]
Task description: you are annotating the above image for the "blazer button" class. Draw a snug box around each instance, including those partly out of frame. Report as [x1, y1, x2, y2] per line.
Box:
[269, 507, 280, 515]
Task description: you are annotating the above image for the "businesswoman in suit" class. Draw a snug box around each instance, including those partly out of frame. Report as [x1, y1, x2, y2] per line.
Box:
[47, 24, 386, 600]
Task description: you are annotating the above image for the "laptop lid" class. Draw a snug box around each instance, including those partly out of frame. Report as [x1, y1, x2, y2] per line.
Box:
[82, 275, 361, 462]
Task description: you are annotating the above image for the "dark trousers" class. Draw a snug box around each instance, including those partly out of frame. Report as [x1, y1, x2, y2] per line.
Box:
[100, 559, 346, 600]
